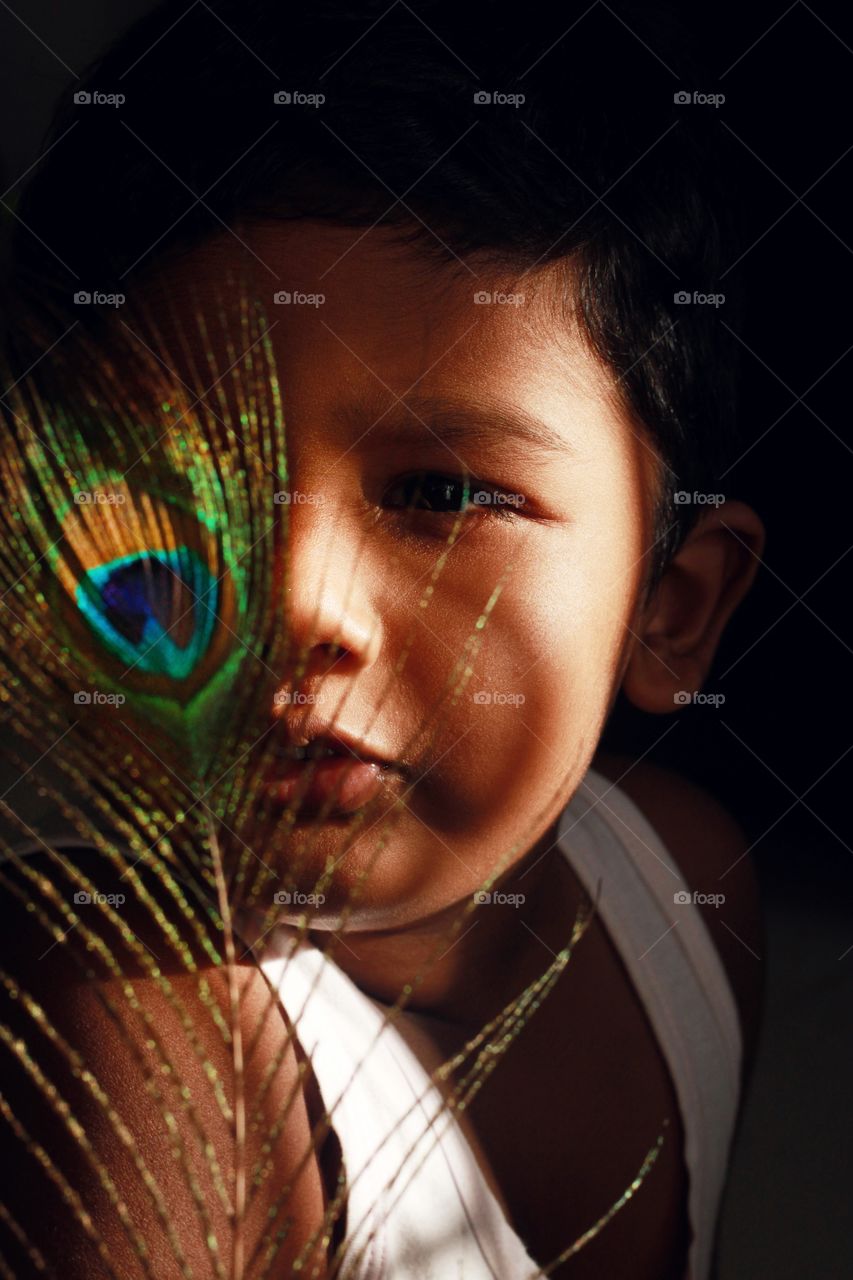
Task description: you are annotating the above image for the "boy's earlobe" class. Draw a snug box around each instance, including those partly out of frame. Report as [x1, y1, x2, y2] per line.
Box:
[621, 501, 766, 714]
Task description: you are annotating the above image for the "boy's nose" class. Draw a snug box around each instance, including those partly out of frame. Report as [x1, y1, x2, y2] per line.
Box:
[274, 503, 382, 686]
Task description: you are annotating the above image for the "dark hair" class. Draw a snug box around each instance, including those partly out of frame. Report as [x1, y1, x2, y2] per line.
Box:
[3, 0, 744, 591]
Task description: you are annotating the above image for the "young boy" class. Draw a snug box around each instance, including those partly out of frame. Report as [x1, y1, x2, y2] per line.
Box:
[0, 2, 765, 1277]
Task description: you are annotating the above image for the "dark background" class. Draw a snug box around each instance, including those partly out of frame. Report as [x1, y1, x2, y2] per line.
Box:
[601, 0, 853, 900]
[0, 2, 850, 1276]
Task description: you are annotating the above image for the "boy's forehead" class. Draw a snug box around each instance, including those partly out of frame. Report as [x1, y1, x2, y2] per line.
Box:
[155, 220, 632, 456]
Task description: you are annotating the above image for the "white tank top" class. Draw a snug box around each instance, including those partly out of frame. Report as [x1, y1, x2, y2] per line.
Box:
[4, 764, 742, 1278]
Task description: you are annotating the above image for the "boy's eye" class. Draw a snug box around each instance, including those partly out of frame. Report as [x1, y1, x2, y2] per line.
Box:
[384, 471, 521, 519]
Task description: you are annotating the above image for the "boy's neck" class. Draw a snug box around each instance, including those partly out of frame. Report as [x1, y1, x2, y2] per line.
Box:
[306, 816, 586, 1032]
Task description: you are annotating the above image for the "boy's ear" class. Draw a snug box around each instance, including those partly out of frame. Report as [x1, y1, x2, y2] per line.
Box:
[621, 500, 766, 713]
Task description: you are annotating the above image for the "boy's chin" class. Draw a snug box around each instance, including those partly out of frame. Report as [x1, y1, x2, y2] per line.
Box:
[236, 845, 473, 937]
[228, 823, 417, 929]
[230, 800, 545, 934]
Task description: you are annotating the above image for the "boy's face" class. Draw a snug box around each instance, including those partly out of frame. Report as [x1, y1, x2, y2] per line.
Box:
[146, 222, 660, 929]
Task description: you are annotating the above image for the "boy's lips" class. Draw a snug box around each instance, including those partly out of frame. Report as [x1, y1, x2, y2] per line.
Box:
[262, 756, 394, 817]
[262, 715, 405, 817]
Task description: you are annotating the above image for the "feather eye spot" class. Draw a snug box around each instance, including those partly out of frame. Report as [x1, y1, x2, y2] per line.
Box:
[76, 548, 219, 680]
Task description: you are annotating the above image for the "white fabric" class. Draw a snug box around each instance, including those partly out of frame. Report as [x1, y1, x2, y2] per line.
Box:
[256, 927, 542, 1279]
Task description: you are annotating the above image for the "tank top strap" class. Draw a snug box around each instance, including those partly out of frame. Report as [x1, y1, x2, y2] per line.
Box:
[556, 766, 743, 1280]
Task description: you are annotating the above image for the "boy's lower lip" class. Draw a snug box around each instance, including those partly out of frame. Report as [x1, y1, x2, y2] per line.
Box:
[261, 756, 393, 817]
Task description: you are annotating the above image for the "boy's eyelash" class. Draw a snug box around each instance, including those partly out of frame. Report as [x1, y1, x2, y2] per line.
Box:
[383, 472, 523, 521]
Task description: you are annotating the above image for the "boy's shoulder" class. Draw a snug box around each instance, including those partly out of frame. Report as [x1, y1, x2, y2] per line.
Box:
[590, 750, 764, 1082]
[0, 845, 332, 1276]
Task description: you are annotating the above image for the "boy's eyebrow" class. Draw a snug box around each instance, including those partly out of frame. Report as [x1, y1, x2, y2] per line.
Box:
[346, 395, 578, 460]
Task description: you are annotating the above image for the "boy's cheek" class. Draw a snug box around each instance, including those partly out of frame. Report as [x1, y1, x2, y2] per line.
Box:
[409, 678, 596, 831]
[399, 585, 625, 784]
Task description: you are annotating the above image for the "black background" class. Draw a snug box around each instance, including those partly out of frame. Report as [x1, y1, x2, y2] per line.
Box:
[601, 0, 853, 898]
